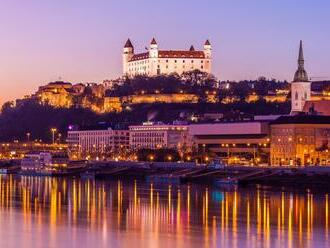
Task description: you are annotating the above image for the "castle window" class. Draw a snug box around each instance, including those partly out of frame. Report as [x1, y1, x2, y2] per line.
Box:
[201, 60, 204, 63]
[295, 92, 298, 100]
[183, 60, 185, 63]
[175, 60, 177, 63]
[201, 65, 204, 69]
[166, 60, 169, 63]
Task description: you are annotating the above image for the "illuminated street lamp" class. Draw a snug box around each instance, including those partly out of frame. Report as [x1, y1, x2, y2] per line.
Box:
[50, 128, 57, 144]
[26, 132, 31, 142]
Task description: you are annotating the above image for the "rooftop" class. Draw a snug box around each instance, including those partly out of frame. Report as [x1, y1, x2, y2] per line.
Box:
[271, 115, 330, 125]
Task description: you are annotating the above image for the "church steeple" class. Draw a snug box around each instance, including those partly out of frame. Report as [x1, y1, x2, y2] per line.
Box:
[293, 40, 309, 82]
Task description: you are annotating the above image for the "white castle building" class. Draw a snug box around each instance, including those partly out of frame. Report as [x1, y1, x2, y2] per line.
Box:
[291, 40, 311, 113]
[123, 38, 212, 77]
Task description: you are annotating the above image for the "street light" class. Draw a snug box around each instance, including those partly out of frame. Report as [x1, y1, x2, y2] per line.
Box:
[26, 132, 31, 142]
[50, 128, 57, 144]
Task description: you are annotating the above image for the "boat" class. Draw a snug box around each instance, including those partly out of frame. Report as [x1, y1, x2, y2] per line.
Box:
[20, 152, 86, 176]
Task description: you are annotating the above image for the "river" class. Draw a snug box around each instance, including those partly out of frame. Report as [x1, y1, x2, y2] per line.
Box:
[0, 175, 328, 247]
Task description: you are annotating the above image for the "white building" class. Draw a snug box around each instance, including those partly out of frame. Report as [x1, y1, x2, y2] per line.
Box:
[129, 122, 190, 150]
[291, 40, 311, 113]
[67, 127, 130, 159]
[123, 38, 212, 77]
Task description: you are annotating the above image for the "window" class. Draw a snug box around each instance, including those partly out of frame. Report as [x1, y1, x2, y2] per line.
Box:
[174, 60, 177, 63]
[295, 92, 298, 100]
[166, 60, 169, 63]
[183, 60, 185, 63]
[191, 60, 194, 63]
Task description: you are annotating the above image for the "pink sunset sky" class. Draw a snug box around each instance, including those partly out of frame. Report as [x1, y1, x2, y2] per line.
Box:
[0, 0, 329, 106]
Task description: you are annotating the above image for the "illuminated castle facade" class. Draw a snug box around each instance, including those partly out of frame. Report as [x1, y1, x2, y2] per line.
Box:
[123, 38, 212, 77]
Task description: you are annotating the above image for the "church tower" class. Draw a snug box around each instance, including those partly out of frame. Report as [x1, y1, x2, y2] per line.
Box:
[123, 39, 134, 76]
[291, 40, 311, 114]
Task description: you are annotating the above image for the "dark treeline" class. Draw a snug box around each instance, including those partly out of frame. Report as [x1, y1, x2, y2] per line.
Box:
[0, 97, 290, 142]
[106, 72, 289, 98]
[106, 70, 218, 97]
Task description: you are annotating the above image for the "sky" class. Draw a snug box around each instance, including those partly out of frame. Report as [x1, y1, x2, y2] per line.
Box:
[0, 0, 329, 105]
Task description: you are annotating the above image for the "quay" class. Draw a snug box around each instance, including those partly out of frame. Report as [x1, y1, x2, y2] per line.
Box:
[2, 159, 330, 187]
[82, 161, 330, 187]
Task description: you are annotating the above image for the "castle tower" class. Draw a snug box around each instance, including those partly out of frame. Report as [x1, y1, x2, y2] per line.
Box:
[149, 38, 159, 75]
[123, 39, 134, 75]
[203, 39, 212, 73]
[291, 40, 311, 113]
[203, 39, 212, 59]
[149, 38, 158, 58]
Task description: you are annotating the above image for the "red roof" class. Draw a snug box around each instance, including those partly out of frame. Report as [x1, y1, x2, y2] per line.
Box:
[124, 39, 133, 48]
[205, 39, 211, 46]
[130, 52, 149, 61]
[150, 38, 157, 45]
[303, 100, 330, 115]
[128, 50, 206, 62]
[158, 50, 205, 59]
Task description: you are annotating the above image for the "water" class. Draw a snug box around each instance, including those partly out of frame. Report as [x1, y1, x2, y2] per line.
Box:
[0, 175, 329, 248]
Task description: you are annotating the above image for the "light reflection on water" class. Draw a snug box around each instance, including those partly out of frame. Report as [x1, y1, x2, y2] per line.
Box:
[0, 175, 329, 248]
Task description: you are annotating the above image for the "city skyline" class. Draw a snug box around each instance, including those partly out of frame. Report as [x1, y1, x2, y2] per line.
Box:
[1, 0, 330, 105]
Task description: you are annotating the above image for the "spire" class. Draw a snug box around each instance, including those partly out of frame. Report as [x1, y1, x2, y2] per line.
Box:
[293, 40, 309, 82]
[124, 39, 133, 48]
[298, 40, 304, 69]
[189, 45, 195, 51]
[150, 38, 157, 45]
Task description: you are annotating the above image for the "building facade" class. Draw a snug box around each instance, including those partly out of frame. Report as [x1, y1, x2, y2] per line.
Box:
[291, 41, 311, 113]
[67, 127, 130, 159]
[129, 122, 190, 150]
[189, 121, 271, 165]
[123, 38, 212, 77]
[270, 115, 330, 166]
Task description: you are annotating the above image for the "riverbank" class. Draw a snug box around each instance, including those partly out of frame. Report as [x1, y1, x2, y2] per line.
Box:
[2, 160, 330, 187]
[83, 161, 330, 188]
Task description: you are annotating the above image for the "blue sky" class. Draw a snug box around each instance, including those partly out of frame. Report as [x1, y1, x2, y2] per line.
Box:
[0, 0, 329, 104]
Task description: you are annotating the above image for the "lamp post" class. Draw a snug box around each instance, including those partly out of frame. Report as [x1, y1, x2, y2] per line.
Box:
[26, 132, 31, 142]
[50, 128, 57, 144]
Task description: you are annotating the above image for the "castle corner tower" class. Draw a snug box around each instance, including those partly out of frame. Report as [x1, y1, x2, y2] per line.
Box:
[291, 40, 311, 114]
[123, 39, 134, 75]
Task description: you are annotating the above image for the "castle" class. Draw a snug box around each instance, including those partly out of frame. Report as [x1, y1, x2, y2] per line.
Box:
[123, 38, 212, 77]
